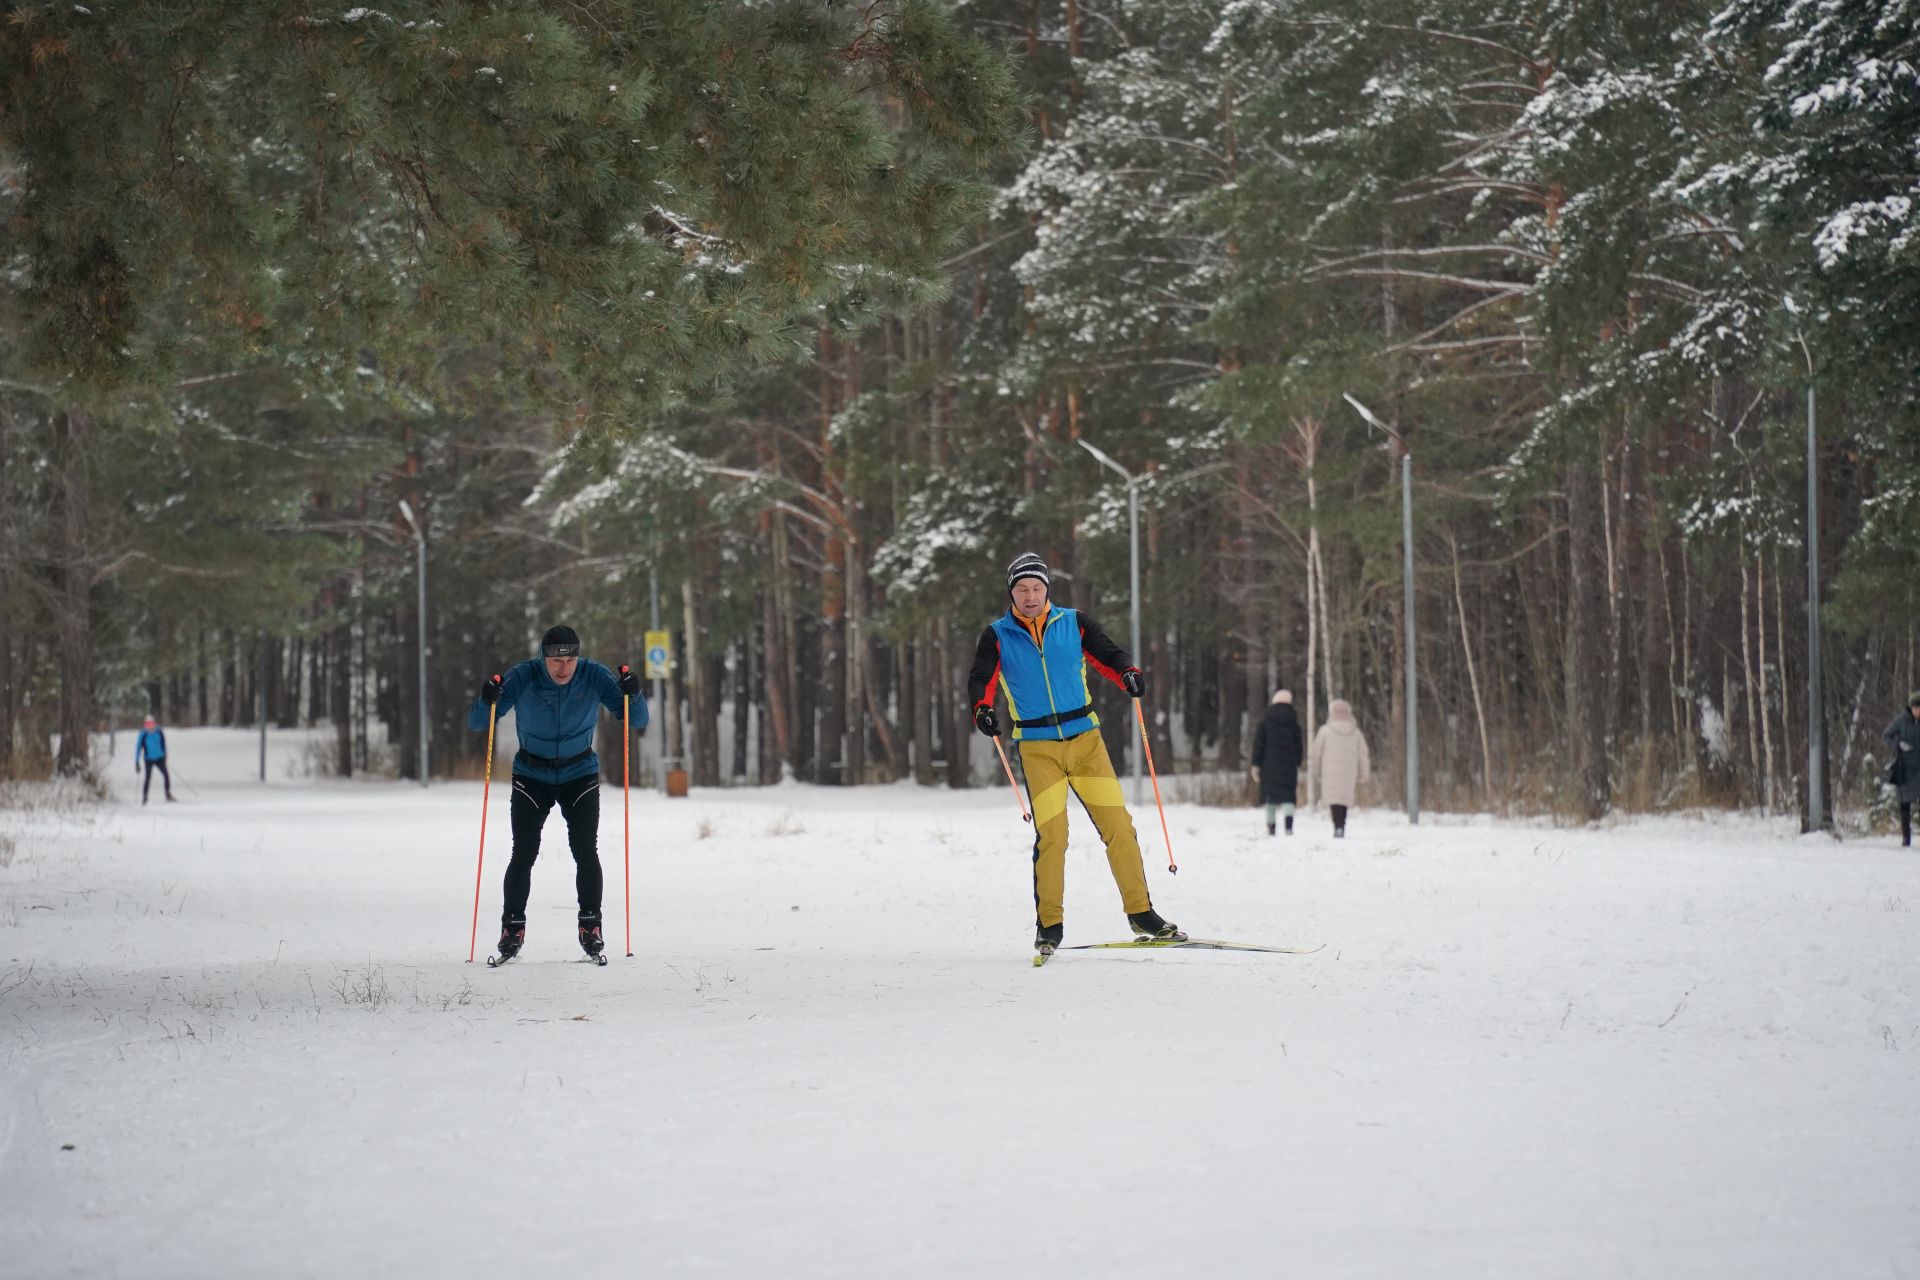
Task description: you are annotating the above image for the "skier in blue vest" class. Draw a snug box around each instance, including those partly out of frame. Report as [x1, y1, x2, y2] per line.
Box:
[966, 552, 1181, 956]
[469, 625, 646, 962]
[134, 716, 174, 804]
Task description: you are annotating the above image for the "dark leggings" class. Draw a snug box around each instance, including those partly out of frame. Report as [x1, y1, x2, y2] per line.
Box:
[1903, 803, 1913, 846]
[503, 772, 602, 923]
[142, 759, 172, 801]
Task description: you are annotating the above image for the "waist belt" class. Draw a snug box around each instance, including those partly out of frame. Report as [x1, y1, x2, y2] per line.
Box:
[1014, 704, 1093, 730]
[516, 746, 595, 770]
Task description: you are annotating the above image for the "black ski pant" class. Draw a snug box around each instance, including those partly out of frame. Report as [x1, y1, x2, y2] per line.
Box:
[503, 772, 602, 925]
[1902, 802, 1912, 847]
[142, 759, 172, 802]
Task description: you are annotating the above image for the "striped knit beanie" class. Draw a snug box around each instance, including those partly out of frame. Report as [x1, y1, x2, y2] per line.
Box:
[1006, 552, 1050, 592]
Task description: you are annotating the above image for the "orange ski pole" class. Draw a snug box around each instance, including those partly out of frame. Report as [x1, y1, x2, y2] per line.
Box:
[467, 696, 498, 961]
[1134, 698, 1177, 873]
[623, 688, 633, 958]
[991, 734, 1031, 823]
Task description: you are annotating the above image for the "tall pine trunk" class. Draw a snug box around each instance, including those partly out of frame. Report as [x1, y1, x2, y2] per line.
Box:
[1566, 458, 1612, 818]
[332, 597, 354, 778]
[55, 410, 93, 777]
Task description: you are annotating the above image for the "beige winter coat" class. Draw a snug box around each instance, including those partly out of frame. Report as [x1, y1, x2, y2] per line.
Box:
[1310, 700, 1371, 807]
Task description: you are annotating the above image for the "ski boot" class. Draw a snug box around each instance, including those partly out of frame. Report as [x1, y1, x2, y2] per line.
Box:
[578, 914, 607, 964]
[1034, 921, 1064, 956]
[1284, 815, 1294, 835]
[1127, 908, 1186, 942]
[1267, 821, 1276, 836]
[490, 917, 526, 965]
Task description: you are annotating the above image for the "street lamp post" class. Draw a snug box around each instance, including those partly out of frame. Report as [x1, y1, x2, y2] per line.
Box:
[1078, 439, 1145, 803]
[1806, 384, 1825, 832]
[397, 499, 430, 789]
[1342, 393, 1419, 826]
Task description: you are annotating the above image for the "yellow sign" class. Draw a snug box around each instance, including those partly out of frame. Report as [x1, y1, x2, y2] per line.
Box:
[643, 630, 672, 679]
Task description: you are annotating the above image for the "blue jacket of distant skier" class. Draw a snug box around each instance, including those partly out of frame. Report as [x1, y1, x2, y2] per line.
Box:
[467, 657, 649, 785]
[135, 727, 167, 763]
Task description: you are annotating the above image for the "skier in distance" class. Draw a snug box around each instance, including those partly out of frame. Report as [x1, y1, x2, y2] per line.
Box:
[134, 715, 174, 804]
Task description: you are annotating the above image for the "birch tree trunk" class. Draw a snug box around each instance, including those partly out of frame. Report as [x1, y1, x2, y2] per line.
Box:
[1451, 532, 1495, 800]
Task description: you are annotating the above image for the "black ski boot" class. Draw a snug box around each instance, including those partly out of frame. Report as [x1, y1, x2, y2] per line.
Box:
[1284, 815, 1294, 835]
[494, 917, 526, 962]
[1127, 909, 1186, 941]
[578, 914, 606, 960]
[1267, 820, 1276, 836]
[1035, 921, 1064, 955]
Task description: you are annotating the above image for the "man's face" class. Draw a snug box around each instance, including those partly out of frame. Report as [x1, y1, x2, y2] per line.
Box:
[1010, 577, 1049, 618]
[545, 655, 580, 685]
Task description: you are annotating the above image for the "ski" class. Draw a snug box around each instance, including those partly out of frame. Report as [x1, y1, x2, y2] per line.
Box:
[1061, 937, 1325, 954]
[483, 953, 608, 967]
[1032, 945, 1056, 968]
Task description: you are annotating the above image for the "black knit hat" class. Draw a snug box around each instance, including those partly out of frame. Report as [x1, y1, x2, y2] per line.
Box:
[1006, 552, 1050, 592]
[541, 625, 581, 658]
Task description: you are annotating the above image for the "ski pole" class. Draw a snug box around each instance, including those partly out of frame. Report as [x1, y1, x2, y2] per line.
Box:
[991, 734, 1031, 823]
[1133, 699, 1177, 874]
[467, 696, 498, 962]
[623, 686, 633, 958]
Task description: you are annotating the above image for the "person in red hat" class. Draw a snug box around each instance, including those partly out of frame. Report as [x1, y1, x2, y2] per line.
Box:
[134, 716, 174, 804]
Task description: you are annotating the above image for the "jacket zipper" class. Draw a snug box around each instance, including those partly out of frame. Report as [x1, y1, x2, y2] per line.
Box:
[1032, 611, 1065, 733]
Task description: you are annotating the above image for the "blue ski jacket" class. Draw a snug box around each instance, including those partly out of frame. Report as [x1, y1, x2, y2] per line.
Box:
[135, 727, 167, 764]
[467, 657, 649, 785]
[965, 605, 1132, 742]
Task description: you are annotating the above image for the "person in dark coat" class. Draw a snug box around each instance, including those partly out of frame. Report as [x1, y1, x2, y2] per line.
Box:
[1884, 691, 1920, 847]
[1249, 689, 1305, 835]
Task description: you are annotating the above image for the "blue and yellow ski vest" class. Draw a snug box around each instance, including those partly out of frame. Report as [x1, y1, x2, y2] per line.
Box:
[988, 607, 1102, 742]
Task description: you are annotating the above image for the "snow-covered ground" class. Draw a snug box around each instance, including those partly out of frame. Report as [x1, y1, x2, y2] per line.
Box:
[3, 727, 1917, 1279]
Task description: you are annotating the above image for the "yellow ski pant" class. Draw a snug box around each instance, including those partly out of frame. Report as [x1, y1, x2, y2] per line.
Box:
[1018, 729, 1151, 927]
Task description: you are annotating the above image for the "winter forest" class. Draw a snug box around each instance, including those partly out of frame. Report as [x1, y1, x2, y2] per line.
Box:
[3, 0, 1917, 828]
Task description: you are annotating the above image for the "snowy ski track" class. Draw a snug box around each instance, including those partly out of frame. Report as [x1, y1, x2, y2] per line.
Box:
[2, 728, 1916, 1279]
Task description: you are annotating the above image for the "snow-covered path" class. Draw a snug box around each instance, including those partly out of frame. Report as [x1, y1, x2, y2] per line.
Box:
[3, 729, 1916, 1278]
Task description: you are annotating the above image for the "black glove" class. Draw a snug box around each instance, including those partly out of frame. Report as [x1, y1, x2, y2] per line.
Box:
[617, 664, 640, 698]
[973, 705, 1000, 738]
[1121, 667, 1144, 698]
[478, 674, 503, 705]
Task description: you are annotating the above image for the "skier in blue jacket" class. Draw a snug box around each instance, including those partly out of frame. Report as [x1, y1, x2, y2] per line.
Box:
[469, 625, 647, 961]
[134, 716, 174, 804]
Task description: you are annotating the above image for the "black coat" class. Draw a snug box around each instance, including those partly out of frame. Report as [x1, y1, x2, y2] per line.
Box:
[1885, 709, 1920, 805]
[1251, 703, 1305, 804]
